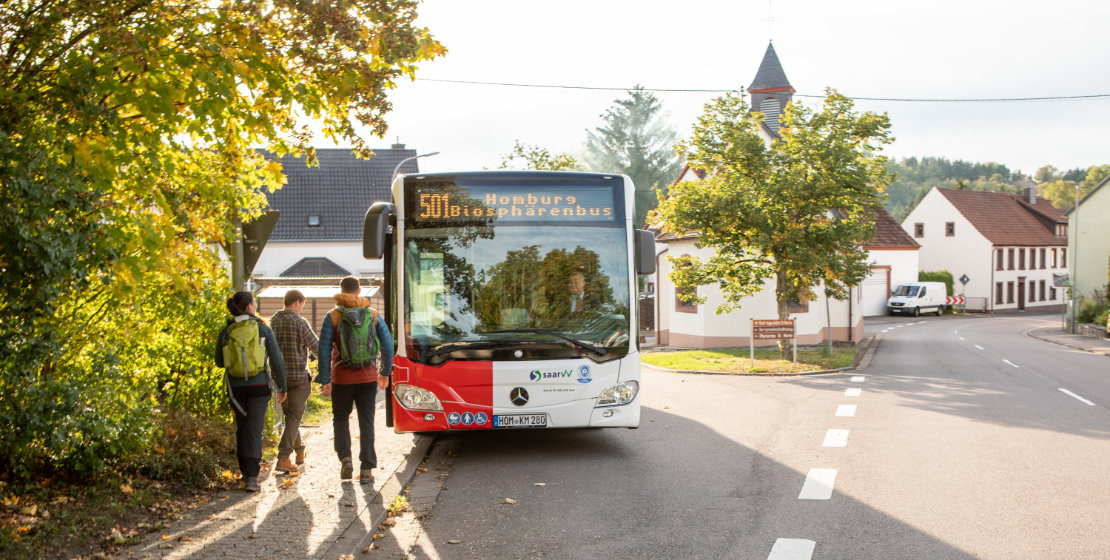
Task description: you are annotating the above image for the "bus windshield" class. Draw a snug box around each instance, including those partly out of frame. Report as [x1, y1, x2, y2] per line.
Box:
[402, 176, 631, 363]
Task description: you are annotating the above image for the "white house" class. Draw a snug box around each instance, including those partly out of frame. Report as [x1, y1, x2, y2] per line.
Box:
[901, 186, 1068, 312]
[251, 146, 424, 281]
[860, 208, 920, 316]
[1066, 175, 1110, 315]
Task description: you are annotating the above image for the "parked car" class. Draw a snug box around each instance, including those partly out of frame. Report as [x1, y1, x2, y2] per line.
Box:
[887, 282, 947, 316]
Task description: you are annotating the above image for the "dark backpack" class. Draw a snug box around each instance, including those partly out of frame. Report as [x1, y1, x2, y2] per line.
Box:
[332, 307, 380, 368]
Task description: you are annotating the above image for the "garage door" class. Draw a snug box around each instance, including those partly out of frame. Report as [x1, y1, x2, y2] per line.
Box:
[861, 267, 889, 317]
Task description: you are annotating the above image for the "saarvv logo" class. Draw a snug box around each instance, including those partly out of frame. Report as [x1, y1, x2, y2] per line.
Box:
[529, 369, 572, 381]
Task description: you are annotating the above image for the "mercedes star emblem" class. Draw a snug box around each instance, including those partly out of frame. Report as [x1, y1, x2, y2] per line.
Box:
[510, 387, 529, 406]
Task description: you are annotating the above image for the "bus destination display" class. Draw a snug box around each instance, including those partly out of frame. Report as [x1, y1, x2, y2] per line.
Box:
[410, 184, 618, 224]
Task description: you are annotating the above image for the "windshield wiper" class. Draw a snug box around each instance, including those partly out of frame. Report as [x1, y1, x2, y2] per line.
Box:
[425, 340, 509, 359]
[482, 328, 606, 356]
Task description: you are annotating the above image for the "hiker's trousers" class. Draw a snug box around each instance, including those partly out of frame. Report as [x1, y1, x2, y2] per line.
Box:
[230, 385, 271, 478]
[331, 382, 378, 470]
[278, 378, 311, 459]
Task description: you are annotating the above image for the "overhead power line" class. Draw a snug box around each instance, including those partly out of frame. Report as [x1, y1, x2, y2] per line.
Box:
[415, 78, 1110, 103]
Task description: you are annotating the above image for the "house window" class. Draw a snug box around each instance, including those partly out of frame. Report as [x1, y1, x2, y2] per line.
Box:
[1061, 248, 1067, 268]
[1018, 249, 1025, 270]
[996, 282, 1004, 305]
[914, 223, 924, 238]
[1029, 249, 1035, 270]
[788, 300, 810, 314]
[674, 257, 698, 314]
[1007, 282, 1014, 303]
[1056, 224, 1067, 236]
[1052, 248, 1058, 268]
[1040, 248, 1046, 269]
[1029, 281, 1036, 302]
[1008, 248, 1014, 270]
[1050, 287, 1057, 300]
[307, 215, 321, 227]
[945, 222, 955, 236]
[1039, 280, 1046, 301]
[996, 249, 1004, 271]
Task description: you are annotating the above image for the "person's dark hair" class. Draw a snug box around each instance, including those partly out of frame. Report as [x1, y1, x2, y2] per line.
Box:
[340, 275, 361, 294]
[284, 289, 305, 307]
[227, 291, 255, 316]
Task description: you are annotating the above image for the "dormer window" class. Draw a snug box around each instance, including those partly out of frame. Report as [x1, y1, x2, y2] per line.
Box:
[1055, 224, 1067, 236]
[307, 215, 321, 227]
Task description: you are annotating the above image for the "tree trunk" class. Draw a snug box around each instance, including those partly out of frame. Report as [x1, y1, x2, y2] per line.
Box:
[775, 271, 791, 360]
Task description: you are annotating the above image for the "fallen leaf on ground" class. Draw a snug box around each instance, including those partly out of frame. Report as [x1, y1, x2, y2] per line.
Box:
[220, 470, 236, 482]
[247, 534, 259, 539]
[503, 498, 517, 504]
[381, 519, 396, 527]
[120, 485, 133, 495]
[447, 539, 461, 544]
[533, 482, 546, 487]
[372, 533, 384, 540]
[281, 479, 294, 488]
[161, 534, 170, 540]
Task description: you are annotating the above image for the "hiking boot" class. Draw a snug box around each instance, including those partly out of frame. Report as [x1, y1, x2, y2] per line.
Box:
[243, 476, 259, 492]
[339, 457, 353, 480]
[275, 458, 298, 473]
[295, 450, 306, 465]
[359, 469, 373, 484]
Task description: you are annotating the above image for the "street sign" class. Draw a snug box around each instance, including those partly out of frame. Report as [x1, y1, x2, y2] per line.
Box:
[1052, 273, 1070, 287]
[959, 274, 970, 285]
[945, 296, 965, 305]
[752, 319, 795, 340]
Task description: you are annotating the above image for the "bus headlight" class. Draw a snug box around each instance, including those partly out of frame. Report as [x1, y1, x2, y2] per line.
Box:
[595, 380, 638, 407]
[394, 385, 443, 411]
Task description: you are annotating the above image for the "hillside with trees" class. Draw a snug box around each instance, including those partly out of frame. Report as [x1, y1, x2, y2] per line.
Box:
[883, 157, 1107, 220]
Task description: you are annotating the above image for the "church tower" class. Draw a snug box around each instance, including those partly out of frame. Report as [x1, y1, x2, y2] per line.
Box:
[748, 42, 794, 135]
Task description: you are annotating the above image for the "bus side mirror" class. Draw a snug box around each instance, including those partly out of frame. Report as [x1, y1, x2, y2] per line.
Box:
[363, 202, 396, 259]
[634, 229, 655, 275]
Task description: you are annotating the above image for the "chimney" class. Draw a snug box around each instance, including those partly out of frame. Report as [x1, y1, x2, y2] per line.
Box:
[1024, 186, 1036, 204]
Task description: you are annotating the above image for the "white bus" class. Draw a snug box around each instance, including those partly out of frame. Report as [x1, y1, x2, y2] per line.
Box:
[363, 171, 654, 432]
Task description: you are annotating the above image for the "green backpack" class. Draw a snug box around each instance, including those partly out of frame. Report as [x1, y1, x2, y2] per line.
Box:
[333, 307, 380, 368]
[222, 319, 267, 379]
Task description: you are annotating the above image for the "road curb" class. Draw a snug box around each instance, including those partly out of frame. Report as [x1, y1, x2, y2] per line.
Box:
[642, 334, 878, 377]
[323, 432, 436, 558]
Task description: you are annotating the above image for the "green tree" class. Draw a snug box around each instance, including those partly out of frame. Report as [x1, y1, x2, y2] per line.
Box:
[583, 86, 683, 228]
[499, 140, 581, 170]
[0, 1, 442, 478]
[654, 90, 893, 357]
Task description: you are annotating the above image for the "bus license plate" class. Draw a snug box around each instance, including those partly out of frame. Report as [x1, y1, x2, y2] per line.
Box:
[493, 414, 548, 428]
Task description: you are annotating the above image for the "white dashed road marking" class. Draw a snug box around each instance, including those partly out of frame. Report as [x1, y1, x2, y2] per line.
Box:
[1002, 359, 1019, 368]
[850, 376, 865, 383]
[768, 538, 816, 560]
[822, 429, 850, 447]
[844, 388, 862, 397]
[974, 345, 985, 350]
[958, 336, 966, 341]
[1058, 388, 1096, 406]
[798, 468, 837, 500]
[835, 404, 857, 417]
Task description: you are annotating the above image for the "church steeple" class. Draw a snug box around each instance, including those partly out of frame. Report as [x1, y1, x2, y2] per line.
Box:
[748, 42, 794, 135]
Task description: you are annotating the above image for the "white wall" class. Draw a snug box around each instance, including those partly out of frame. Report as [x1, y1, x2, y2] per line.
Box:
[656, 238, 862, 347]
[901, 188, 992, 301]
[252, 241, 384, 278]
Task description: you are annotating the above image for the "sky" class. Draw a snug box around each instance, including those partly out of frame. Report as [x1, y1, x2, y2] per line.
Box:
[330, 0, 1110, 178]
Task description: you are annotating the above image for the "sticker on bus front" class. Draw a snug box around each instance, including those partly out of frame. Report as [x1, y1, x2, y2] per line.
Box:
[493, 414, 548, 428]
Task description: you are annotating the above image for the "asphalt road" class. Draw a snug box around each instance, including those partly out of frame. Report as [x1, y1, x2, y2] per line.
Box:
[377, 313, 1110, 559]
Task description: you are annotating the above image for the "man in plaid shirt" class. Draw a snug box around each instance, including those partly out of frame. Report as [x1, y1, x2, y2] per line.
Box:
[270, 290, 319, 473]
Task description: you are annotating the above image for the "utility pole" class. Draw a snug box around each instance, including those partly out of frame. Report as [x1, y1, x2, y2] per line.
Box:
[1071, 183, 1079, 333]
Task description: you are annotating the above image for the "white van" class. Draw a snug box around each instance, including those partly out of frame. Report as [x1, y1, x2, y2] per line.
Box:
[886, 282, 947, 316]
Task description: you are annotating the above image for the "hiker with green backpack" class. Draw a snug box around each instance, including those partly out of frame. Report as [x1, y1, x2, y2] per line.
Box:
[214, 291, 287, 493]
[315, 276, 394, 484]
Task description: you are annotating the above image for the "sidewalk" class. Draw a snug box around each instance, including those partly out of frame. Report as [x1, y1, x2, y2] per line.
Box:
[1027, 326, 1110, 357]
[128, 395, 433, 560]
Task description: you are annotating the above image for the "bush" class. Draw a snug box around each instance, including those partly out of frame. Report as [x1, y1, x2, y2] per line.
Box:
[1077, 287, 1108, 324]
[919, 270, 955, 296]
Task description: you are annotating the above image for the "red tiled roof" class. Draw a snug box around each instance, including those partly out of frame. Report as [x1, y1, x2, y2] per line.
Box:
[865, 207, 919, 249]
[937, 188, 1067, 246]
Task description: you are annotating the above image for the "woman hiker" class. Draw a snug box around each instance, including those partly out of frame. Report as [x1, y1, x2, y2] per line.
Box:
[215, 291, 288, 492]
